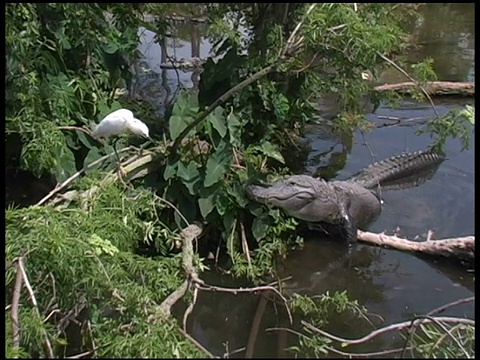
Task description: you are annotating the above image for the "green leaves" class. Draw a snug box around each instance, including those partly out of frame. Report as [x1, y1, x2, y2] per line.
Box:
[207, 107, 227, 138]
[53, 146, 77, 183]
[204, 142, 233, 187]
[251, 141, 285, 164]
[169, 90, 199, 141]
[198, 186, 217, 219]
[227, 109, 242, 147]
[177, 161, 201, 195]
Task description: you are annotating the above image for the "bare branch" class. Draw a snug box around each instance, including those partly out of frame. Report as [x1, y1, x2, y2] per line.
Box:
[356, 230, 474, 265]
[182, 286, 198, 331]
[196, 283, 293, 325]
[17, 258, 54, 358]
[427, 296, 474, 317]
[11, 262, 23, 355]
[301, 316, 474, 346]
[158, 280, 189, 317]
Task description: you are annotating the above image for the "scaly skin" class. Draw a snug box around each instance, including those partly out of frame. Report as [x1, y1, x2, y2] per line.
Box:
[246, 149, 445, 242]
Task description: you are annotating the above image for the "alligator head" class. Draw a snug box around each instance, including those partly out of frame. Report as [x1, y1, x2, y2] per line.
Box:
[247, 175, 352, 224]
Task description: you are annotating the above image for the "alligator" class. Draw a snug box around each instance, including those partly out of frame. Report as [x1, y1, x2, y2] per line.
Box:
[246, 150, 445, 243]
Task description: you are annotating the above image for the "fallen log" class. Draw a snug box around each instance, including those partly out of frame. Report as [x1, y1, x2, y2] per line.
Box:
[357, 230, 474, 265]
[374, 81, 474, 96]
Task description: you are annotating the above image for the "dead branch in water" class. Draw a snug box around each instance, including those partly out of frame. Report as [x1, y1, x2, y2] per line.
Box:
[301, 314, 474, 346]
[374, 81, 475, 96]
[356, 230, 474, 265]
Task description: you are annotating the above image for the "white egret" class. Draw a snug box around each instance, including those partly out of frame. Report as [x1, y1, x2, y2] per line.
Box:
[92, 108, 151, 175]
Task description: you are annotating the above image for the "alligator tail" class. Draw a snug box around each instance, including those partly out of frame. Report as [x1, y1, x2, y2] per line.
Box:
[346, 149, 445, 190]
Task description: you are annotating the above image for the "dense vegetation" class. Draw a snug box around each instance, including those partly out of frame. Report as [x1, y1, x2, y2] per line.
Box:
[6, 3, 473, 358]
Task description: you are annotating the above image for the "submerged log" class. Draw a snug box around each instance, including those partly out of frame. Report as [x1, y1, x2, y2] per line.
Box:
[374, 81, 474, 96]
[357, 230, 474, 265]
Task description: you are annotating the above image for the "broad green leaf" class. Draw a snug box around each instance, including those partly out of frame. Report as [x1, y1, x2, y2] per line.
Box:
[77, 130, 94, 150]
[252, 216, 269, 241]
[227, 109, 242, 147]
[104, 42, 119, 54]
[163, 163, 178, 180]
[198, 193, 216, 219]
[177, 161, 200, 181]
[53, 147, 77, 183]
[204, 142, 232, 187]
[223, 214, 237, 261]
[183, 177, 201, 196]
[83, 147, 103, 174]
[254, 141, 285, 164]
[178, 161, 201, 195]
[169, 91, 199, 140]
[208, 107, 227, 138]
[249, 205, 264, 217]
[56, 338, 68, 346]
[226, 182, 248, 208]
[169, 115, 193, 141]
[216, 191, 230, 216]
[274, 93, 290, 120]
[198, 185, 219, 218]
[65, 133, 81, 150]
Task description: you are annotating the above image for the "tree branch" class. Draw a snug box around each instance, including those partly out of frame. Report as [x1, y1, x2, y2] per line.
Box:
[356, 230, 474, 265]
[301, 316, 474, 346]
[11, 262, 23, 355]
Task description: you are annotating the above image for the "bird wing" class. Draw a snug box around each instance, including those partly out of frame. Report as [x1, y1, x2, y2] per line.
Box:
[92, 111, 130, 138]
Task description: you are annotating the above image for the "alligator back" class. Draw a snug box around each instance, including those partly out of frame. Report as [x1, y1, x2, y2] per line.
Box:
[346, 150, 445, 190]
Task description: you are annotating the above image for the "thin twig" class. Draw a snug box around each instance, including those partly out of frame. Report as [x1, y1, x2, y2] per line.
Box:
[281, 4, 317, 57]
[223, 346, 246, 358]
[374, 52, 440, 118]
[239, 222, 252, 270]
[266, 327, 416, 358]
[265, 327, 308, 339]
[66, 347, 103, 359]
[325, 345, 415, 358]
[44, 273, 57, 315]
[401, 314, 472, 359]
[86, 320, 97, 358]
[58, 126, 98, 141]
[196, 284, 292, 325]
[177, 327, 216, 359]
[17, 258, 54, 358]
[183, 286, 198, 331]
[418, 315, 470, 358]
[301, 316, 474, 346]
[427, 297, 474, 317]
[11, 262, 23, 354]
